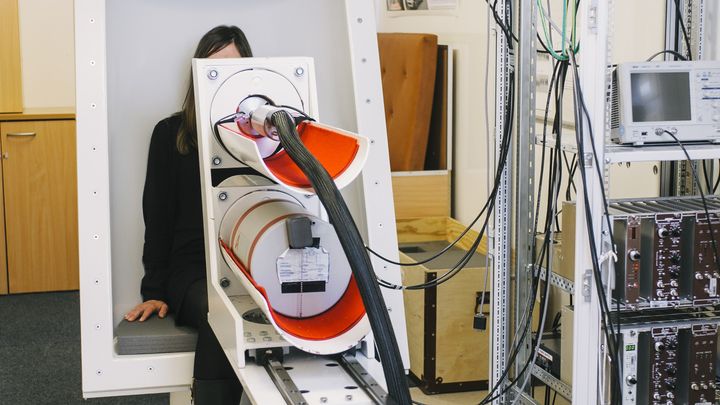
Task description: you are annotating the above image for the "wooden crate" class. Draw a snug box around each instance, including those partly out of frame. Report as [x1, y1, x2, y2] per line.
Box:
[397, 217, 490, 394]
[559, 201, 576, 282]
[391, 171, 451, 219]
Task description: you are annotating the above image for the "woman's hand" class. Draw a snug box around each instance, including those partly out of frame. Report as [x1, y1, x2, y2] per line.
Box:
[125, 300, 168, 322]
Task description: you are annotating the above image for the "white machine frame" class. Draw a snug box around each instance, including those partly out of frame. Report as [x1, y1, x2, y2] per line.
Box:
[76, 0, 408, 401]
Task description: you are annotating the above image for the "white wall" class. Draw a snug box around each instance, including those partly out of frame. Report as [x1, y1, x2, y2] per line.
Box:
[376, 0, 494, 226]
[17, 0, 76, 108]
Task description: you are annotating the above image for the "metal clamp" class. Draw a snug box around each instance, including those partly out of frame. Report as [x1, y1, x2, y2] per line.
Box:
[583, 269, 593, 302]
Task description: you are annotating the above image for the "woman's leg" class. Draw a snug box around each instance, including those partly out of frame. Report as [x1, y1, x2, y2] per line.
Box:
[177, 279, 243, 404]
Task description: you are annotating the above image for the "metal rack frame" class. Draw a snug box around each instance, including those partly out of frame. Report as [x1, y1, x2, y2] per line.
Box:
[490, 0, 715, 404]
[490, 1, 512, 403]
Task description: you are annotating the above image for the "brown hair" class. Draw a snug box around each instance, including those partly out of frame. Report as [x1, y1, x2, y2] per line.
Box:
[176, 25, 253, 154]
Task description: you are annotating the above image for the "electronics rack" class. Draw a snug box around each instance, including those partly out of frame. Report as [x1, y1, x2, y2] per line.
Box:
[611, 196, 720, 310]
[617, 310, 720, 405]
[493, 1, 720, 405]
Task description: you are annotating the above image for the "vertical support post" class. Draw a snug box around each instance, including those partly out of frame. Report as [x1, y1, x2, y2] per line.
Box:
[660, 0, 682, 197]
[572, 0, 609, 403]
[513, 0, 537, 394]
[660, 0, 711, 196]
[490, 0, 511, 403]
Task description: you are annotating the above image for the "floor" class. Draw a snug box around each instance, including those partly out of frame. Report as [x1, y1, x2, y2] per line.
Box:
[0, 291, 167, 405]
[0, 291, 489, 404]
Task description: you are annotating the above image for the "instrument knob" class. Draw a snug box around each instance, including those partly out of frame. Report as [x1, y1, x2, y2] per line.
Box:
[628, 250, 641, 261]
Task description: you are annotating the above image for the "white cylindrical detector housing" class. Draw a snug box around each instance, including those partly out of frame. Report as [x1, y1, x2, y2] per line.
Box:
[219, 191, 369, 354]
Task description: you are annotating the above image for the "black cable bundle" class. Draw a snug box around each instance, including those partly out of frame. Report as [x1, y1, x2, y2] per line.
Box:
[270, 111, 411, 405]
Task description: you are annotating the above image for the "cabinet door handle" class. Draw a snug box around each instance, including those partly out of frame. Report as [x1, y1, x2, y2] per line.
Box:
[7, 132, 37, 138]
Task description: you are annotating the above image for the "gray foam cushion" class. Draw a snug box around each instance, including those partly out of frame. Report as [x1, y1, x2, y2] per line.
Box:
[115, 314, 197, 355]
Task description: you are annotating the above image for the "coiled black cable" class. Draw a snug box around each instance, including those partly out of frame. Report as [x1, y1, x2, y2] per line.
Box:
[271, 111, 411, 405]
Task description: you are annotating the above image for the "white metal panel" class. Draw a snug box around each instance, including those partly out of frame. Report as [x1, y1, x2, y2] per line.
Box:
[78, 0, 404, 398]
[572, 0, 611, 403]
[344, 0, 410, 368]
[76, 0, 197, 397]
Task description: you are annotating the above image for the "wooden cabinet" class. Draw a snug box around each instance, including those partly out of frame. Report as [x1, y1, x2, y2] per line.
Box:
[0, 0, 23, 113]
[0, 111, 77, 293]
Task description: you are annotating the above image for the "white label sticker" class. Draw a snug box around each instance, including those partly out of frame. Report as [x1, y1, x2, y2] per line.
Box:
[710, 278, 717, 296]
[276, 248, 330, 284]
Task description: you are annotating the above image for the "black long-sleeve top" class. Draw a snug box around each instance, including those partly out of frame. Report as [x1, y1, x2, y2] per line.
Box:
[141, 114, 206, 313]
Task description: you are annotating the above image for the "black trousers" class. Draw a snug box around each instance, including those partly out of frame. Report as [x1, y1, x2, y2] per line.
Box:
[175, 279, 240, 382]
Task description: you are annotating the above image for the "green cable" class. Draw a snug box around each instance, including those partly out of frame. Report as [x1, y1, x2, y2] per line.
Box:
[537, 0, 581, 61]
[570, 0, 577, 53]
[560, 0, 567, 56]
[538, 0, 568, 61]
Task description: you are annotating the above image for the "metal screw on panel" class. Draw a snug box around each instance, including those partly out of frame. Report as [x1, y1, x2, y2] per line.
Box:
[320, 398, 328, 403]
[208, 70, 219, 80]
[345, 395, 353, 401]
[220, 277, 231, 288]
[295, 67, 305, 77]
[212, 156, 222, 166]
[218, 192, 229, 201]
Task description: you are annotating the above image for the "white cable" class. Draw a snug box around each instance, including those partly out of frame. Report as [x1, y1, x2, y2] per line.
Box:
[480, 0, 494, 328]
[537, 0, 575, 49]
[599, 249, 618, 264]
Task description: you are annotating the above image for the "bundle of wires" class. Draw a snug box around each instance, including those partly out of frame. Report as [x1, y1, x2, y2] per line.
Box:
[537, 0, 580, 61]
[270, 111, 411, 405]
